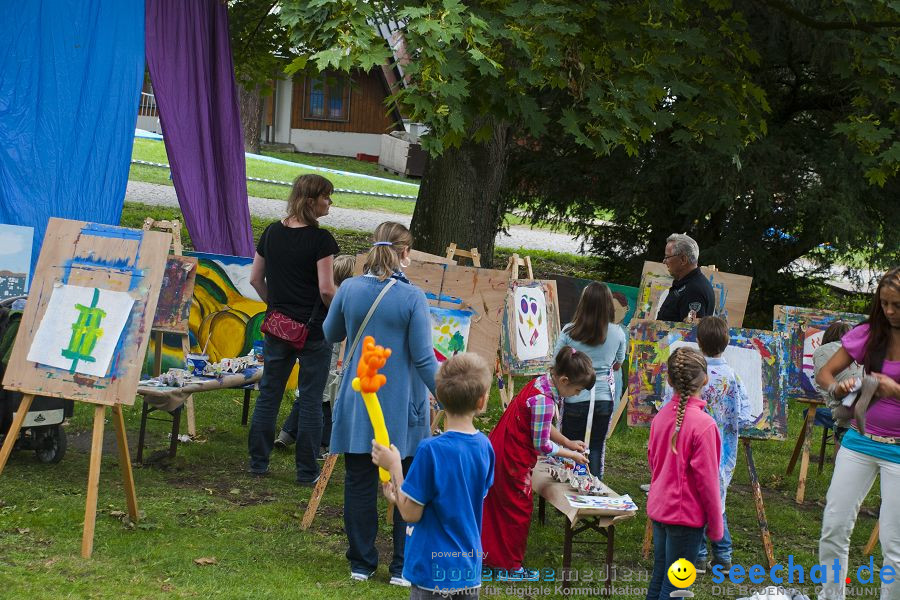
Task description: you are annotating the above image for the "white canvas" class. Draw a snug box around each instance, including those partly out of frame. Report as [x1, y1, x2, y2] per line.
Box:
[514, 286, 549, 361]
[671, 340, 765, 420]
[27, 284, 135, 378]
[802, 329, 825, 388]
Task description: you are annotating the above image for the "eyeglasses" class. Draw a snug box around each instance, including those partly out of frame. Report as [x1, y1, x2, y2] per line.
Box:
[662, 254, 682, 263]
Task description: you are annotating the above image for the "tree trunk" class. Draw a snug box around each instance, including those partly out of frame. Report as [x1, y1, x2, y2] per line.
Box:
[409, 122, 511, 268]
[238, 83, 263, 155]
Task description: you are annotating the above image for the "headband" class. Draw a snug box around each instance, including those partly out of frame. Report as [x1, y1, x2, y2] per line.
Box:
[372, 241, 393, 247]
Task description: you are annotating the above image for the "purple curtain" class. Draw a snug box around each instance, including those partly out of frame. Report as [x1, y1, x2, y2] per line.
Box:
[145, 0, 254, 257]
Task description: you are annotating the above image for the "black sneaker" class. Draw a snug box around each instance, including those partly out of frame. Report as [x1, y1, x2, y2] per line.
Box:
[695, 561, 707, 574]
[709, 559, 731, 576]
[297, 475, 321, 487]
[274, 430, 295, 449]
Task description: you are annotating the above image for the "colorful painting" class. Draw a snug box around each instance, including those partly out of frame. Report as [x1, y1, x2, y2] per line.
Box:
[146, 252, 266, 373]
[0, 223, 33, 298]
[501, 280, 562, 376]
[430, 306, 473, 361]
[627, 320, 787, 440]
[773, 305, 866, 399]
[152, 256, 198, 333]
[27, 285, 134, 377]
[552, 274, 639, 327]
[634, 261, 753, 328]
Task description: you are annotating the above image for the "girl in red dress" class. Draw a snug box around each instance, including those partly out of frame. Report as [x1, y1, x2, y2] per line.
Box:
[482, 346, 595, 579]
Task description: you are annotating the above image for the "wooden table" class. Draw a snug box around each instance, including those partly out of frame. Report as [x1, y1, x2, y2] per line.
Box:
[532, 462, 637, 594]
[135, 367, 263, 463]
[785, 397, 825, 504]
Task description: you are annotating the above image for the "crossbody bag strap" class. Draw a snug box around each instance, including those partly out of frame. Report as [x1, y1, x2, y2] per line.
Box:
[343, 278, 397, 366]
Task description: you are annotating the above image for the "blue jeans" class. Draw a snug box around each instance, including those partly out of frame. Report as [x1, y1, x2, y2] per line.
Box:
[281, 392, 332, 447]
[560, 400, 612, 478]
[344, 452, 412, 577]
[646, 521, 704, 600]
[248, 336, 331, 481]
[697, 512, 732, 563]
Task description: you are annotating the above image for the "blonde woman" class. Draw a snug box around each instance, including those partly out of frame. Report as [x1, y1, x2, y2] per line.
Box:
[248, 174, 338, 484]
[323, 221, 438, 585]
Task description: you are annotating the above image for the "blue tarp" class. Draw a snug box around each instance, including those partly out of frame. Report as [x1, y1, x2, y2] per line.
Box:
[0, 1, 144, 272]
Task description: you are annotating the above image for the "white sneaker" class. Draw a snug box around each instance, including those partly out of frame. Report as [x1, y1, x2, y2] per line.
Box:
[350, 570, 374, 581]
[640, 483, 651, 493]
[389, 576, 411, 587]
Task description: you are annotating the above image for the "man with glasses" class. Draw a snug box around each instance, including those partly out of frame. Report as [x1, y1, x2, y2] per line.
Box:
[656, 233, 715, 323]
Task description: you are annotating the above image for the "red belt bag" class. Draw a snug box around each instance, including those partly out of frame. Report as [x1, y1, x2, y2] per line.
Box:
[260, 310, 310, 351]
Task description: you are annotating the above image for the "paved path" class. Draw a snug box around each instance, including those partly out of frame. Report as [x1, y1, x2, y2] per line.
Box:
[125, 180, 585, 254]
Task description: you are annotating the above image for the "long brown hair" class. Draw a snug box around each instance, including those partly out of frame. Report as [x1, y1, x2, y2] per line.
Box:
[286, 174, 333, 227]
[666, 347, 708, 454]
[363, 222, 413, 281]
[863, 266, 900, 374]
[566, 282, 613, 346]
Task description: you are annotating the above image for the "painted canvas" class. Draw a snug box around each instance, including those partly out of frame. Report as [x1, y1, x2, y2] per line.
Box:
[552, 274, 639, 327]
[146, 252, 267, 372]
[627, 320, 787, 439]
[773, 305, 866, 399]
[634, 261, 752, 328]
[151, 255, 198, 333]
[501, 280, 562, 375]
[0, 223, 34, 298]
[2, 219, 170, 406]
[430, 306, 473, 361]
[27, 284, 134, 377]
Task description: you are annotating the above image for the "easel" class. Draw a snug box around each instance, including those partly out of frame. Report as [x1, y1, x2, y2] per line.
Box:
[142, 218, 196, 437]
[785, 397, 825, 504]
[640, 439, 776, 569]
[0, 218, 170, 558]
[498, 254, 535, 408]
[605, 391, 629, 439]
[445, 243, 481, 267]
[0, 399, 138, 558]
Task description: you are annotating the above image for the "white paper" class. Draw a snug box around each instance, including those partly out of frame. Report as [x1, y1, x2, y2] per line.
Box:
[513, 286, 549, 361]
[671, 340, 765, 420]
[27, 284, 135, 378]
[565, 493, 638, 511]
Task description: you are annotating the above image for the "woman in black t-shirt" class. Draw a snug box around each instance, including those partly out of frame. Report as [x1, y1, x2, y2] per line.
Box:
[247, 174, 339, 484]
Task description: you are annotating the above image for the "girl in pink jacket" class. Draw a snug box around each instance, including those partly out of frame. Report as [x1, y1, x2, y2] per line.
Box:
[645, 347, 723, 600]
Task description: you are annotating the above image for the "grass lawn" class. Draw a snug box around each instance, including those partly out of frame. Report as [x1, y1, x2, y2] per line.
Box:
[128, 139, 592, 230]
[0, 379, 884, 599]
[0, 203, 885, 599]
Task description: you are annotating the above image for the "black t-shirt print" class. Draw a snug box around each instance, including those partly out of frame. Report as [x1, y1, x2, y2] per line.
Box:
[656, 267, 716, 322]
[256, 221, 340, 339]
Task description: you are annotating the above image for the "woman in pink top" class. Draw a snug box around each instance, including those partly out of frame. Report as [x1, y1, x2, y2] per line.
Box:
[816, 267, 900, 600]
[645, 347, 723, 600]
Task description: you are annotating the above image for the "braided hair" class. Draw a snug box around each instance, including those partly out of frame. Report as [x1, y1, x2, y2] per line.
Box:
[667, 347, 708, 454]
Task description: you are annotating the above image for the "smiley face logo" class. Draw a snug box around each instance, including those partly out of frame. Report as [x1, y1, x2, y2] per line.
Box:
[667, 558, 696, 588]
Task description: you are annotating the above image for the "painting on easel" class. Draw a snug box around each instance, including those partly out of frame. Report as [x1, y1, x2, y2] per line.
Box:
[634, 261, 752, 328]
[430, 306, 473, 362]
[773, 305, 866, 400]
[0, 223, 34, 299]
[152, 255, 198, 334]
[627, 320, 787, 440]
[552, 274, 639, 327]
[501, 280, 561, 376]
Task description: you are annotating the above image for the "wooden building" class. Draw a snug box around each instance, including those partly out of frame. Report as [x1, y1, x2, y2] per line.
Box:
[266, 67, 404, 157]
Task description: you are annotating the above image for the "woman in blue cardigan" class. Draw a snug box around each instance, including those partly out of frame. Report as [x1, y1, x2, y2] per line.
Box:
[323, 221, 438, 586]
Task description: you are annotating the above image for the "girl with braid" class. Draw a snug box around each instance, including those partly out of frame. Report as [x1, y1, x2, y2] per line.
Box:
[645, 347, 723, 600]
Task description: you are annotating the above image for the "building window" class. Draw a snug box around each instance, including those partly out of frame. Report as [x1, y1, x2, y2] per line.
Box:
[304, 73, 350, 122]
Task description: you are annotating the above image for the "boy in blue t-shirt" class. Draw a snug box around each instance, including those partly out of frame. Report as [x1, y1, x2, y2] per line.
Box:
[372, 353, 495, 599]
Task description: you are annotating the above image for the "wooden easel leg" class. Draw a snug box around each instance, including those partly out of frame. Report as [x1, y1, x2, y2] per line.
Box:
[606, 393, 628, 440]
[863, 520, 880, 556]
[430, 409, 445, 433]
[82, 405, 106, 559]
[743, 439, 775, 569]
[795, 412, 814, 504]
[111, 405, 139, 522]
[0, 394, 34, 476]
[300, 454, 338, 530]
[641, 516, 653, 559]
[787, 406, 814, 475]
